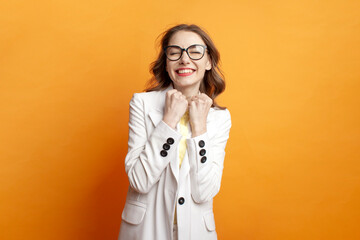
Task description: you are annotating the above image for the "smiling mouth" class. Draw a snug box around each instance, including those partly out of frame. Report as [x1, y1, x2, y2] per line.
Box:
[176, 69, 195, 77]
[176, 69, 195, 74]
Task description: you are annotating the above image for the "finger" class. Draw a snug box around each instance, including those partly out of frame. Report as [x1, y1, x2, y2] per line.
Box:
[198, 99, 206, 106]
[166, 89, 178, 99]
[167, 89, 178, 95]
[198, 93, 209, 101]
[172, 91, 182, 99]
[199, 94, 213, 106]
[189, 95, 199, 102]
[194, 96, 206, 104]
[178, 94, 187, 103]
[189, 99, 197, 108]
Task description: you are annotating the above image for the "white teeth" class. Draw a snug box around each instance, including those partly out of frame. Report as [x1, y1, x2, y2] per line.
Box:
[178, 69, 194, 74]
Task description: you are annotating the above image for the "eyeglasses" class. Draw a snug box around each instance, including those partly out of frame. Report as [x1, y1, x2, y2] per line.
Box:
[164, 44, 207, 61]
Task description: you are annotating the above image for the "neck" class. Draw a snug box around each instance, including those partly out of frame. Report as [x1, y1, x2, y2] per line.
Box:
[172, 83, 200, 98]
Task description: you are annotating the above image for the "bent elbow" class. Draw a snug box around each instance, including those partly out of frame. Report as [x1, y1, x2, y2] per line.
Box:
[127, 170, 152, 194]
[191, 183, 221, 204]
[128, 179, 152, 194]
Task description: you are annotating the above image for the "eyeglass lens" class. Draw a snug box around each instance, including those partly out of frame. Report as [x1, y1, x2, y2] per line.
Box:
[165, 45, 205, 61]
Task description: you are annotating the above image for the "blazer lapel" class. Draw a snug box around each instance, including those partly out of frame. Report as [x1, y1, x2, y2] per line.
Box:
[147, 85, 173, 127]
[148, 109, 163, 127]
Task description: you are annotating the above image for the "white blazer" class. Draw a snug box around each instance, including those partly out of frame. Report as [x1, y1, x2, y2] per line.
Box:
[118, 85, 231, 240]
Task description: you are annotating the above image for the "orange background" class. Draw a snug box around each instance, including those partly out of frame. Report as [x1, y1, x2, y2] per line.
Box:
[1, 0, 360, 239]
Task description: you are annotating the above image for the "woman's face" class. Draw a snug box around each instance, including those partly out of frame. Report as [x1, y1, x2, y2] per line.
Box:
[165, 30, 212, 93]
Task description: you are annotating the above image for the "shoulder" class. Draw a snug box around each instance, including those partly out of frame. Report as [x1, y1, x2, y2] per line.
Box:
[132, 90, 162, 102]
[207, 107, 231, 133]
[130, 90, 166, 112]
[212, 107, 232, 131]
[206, 107, 231, 138]
[212, 107, 231, 121]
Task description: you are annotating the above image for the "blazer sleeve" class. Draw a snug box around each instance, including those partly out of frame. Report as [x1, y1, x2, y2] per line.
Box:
[186, 108, 232, 203]
[124, 93, 182, 194]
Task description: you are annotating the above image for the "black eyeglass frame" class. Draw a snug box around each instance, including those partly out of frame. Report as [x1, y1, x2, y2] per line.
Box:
[163, 44, 208, 61]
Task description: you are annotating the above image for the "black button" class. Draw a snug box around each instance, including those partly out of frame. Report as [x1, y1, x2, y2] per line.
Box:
[198, 140, 205, 148]
[167, 138, 174, 145]
[163, 143, 170, 150]
[160, 150, 168, 157]
[199, 149, 206, 156]
[178, 197, 185, 205]
[201, 156, 207, 163]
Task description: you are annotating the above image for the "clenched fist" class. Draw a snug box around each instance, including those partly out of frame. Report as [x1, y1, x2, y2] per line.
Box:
[188, 93, 213, 137]
[162, 89, 188, 129]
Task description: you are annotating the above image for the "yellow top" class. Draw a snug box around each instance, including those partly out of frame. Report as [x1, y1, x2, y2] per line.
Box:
[174, 111, 189, 225]
[178, 111, 189, 167]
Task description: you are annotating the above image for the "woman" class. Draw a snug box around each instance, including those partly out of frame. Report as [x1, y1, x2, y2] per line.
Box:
[118, 24, 231, 240]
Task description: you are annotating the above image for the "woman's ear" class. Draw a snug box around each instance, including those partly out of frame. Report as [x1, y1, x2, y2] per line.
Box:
[205, 57, 212, 71]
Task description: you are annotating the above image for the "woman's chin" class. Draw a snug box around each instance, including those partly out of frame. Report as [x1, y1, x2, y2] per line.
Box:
[173, 79, 200, 90]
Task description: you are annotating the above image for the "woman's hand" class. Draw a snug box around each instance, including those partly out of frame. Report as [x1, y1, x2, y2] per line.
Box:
[162, 89, 188, 129]
[188, 93, 213, 137]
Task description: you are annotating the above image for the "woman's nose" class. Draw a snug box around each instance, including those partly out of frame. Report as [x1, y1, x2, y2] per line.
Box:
[179, 50, 191, 64]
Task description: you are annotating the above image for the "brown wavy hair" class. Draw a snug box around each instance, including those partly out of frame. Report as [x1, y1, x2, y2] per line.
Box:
[145, 24, 226, 109]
